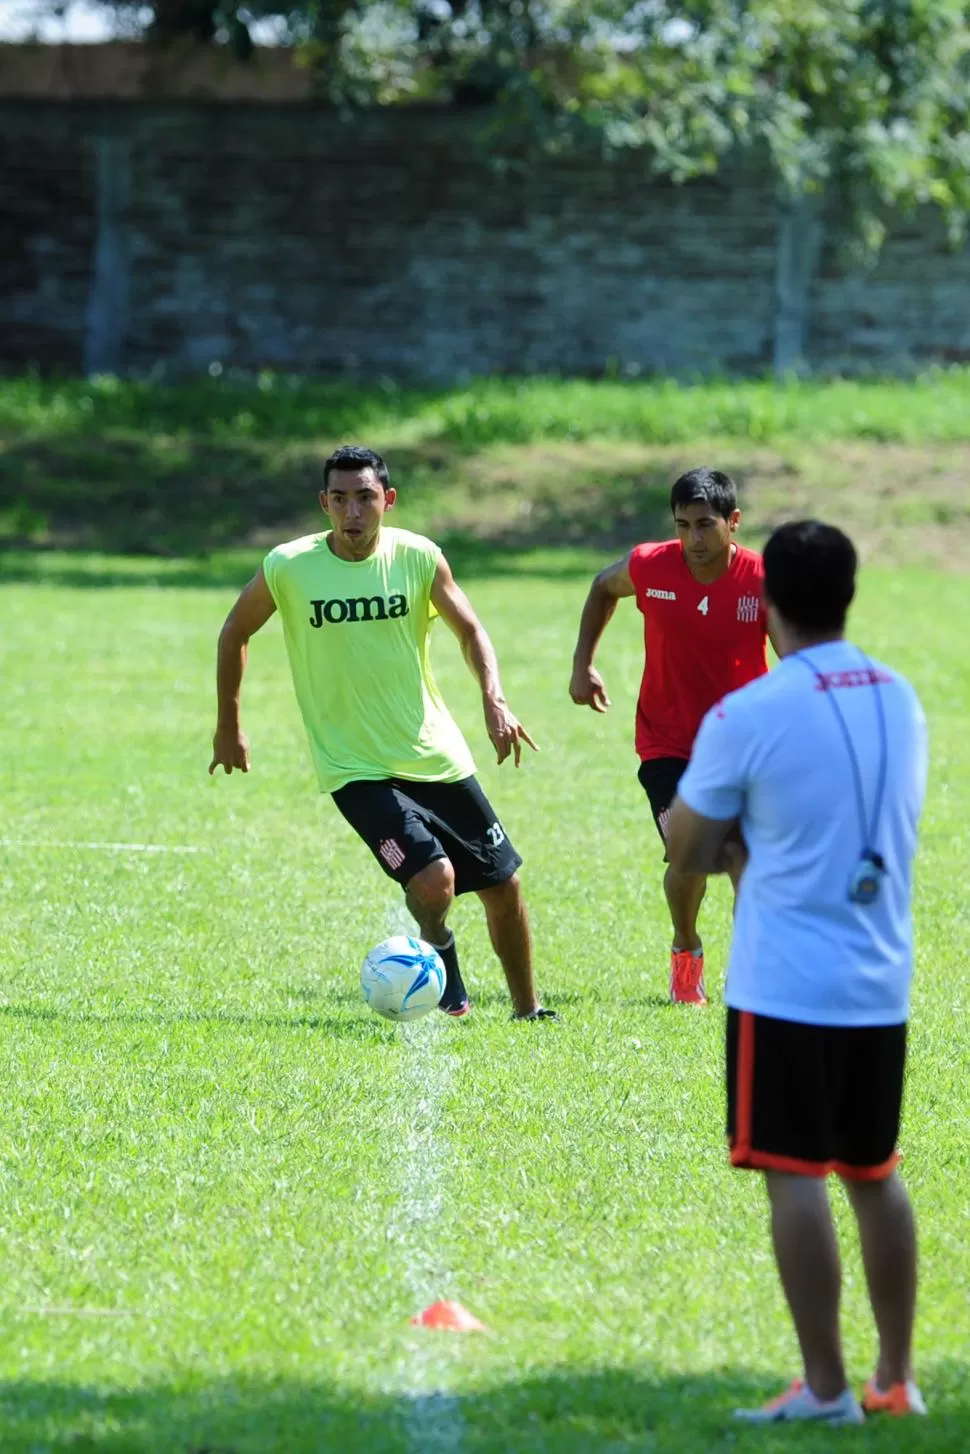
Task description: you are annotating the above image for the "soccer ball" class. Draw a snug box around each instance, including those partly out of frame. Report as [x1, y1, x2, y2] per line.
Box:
[360, 936, 446, 1022]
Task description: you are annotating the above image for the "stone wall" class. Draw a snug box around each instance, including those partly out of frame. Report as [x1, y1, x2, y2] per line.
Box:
[2, 100, 969, 379]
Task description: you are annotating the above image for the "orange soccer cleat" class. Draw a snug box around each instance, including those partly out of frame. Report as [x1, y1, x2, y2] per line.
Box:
[670, 949, 707, 1005]
[861, 1379, 927, 1416]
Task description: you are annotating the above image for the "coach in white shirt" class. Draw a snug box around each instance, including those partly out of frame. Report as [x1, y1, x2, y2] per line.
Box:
[668, 520, 928, 1427]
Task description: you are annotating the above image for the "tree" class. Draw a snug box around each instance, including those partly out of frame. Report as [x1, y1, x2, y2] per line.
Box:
[343, 0, 970, 371]
[89, 0, 970, 247]
[394, 2, 970, 245]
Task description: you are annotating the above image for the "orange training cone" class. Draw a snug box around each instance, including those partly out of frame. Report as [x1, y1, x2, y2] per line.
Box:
[410, 1299, 488, 1331]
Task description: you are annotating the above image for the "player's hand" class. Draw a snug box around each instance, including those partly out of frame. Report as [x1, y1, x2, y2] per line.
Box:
[715, 824, 748, 879]
[569, 663, 611, 713]
[209, 725, 251, 775]
[483, 697, 538, 767]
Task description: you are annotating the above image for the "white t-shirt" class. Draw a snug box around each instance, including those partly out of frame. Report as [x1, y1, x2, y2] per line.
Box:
[678, 640, 927, 1026]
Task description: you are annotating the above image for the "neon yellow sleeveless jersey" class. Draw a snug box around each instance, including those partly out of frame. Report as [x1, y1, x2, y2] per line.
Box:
[263, 527, 476, 793]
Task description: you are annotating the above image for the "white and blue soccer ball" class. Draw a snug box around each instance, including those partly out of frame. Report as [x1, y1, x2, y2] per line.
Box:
[360, 936, 446, 1022]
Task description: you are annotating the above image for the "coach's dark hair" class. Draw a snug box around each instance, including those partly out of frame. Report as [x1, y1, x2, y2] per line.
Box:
[763, 520, 857, 633]
[670, 468, 737, 521]
[322, 445, 390, 492]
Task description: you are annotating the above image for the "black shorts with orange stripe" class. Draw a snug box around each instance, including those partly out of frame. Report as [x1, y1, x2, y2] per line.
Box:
[726, 1009, 906, 1181]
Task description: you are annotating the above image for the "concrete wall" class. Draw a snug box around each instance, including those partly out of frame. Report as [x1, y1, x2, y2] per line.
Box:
[2, 101, 969, 379]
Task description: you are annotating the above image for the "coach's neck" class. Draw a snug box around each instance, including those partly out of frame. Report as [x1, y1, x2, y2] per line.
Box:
[767, 608, 845, 661]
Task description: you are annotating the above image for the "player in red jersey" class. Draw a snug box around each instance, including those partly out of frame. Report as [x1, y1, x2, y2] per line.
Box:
[569, 468, 772, 1004]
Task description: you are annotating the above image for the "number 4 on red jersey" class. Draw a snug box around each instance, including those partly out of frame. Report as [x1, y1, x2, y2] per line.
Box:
[628, 540, 768, 761]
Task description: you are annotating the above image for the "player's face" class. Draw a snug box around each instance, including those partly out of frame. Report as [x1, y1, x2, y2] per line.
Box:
[321, 469, 396, 558]
[674, 502, 740, 567]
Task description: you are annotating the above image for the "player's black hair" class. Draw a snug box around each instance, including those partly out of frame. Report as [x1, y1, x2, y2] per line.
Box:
[322, 445, 390, 492]
[763, 520, 857, 632]
[670, 468, 738, 521]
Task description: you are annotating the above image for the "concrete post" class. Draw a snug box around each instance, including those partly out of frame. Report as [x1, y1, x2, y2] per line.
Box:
[83, 131, 130, 376]
[774, 189, 823, 378]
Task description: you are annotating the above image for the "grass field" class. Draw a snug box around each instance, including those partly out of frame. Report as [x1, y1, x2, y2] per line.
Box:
[1, 374, 969, 1450]
[1, 520, 968, 1449]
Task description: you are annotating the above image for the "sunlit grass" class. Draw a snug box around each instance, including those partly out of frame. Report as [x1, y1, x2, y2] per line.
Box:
[5, 369, 970, 447]
[0, 557, 966, 1451]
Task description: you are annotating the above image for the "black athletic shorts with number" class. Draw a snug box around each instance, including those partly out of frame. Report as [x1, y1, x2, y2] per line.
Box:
[637, 756, 689, 858]
[726, 1009, 906, 1180]
[332, 775, 522, 896]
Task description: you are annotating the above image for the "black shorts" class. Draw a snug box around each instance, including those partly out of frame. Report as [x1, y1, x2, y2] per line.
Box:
[637, 756, 689, 858]
[331, 774, 522, 896]
[726, 1009, 906, 1180]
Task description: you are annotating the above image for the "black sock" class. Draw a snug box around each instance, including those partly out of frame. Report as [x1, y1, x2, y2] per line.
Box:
[432, 932, 467, 1010]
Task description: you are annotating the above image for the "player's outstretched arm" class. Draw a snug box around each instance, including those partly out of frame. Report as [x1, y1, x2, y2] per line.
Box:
[209, 567, 277, 776]
[431, 555, 538, 767]
[569, 554, 636, 711]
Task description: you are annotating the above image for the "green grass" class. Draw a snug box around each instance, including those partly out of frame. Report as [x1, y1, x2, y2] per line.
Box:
[8, 370, 970, 446]
[0, 550, 968, 1452]
[3, 372, 970, 558]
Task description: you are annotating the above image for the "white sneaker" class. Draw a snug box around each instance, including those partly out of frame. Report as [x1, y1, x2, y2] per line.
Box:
[734, 1379, 865, 1425]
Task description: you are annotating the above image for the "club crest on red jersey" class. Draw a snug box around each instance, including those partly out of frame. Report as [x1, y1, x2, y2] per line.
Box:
[737, 595, 760, 623]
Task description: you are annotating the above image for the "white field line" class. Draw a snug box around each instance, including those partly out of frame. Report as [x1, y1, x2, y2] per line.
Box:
[0, 840, 205, 854]
[384, 903, 466, 1454]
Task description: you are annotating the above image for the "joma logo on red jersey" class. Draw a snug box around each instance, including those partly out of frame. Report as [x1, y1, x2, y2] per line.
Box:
[645, 588, 677, 601]
[309, 594, 409, 626]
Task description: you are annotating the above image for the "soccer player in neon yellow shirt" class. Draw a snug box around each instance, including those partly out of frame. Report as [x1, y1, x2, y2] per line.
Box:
[209, 444, 555, 1021]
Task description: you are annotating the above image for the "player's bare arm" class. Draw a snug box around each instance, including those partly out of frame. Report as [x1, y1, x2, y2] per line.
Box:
[209, 567, 277, 775]
[431, 556, 538, 767]
[666, 796, 739, 876]
[569, 553, 637, 711]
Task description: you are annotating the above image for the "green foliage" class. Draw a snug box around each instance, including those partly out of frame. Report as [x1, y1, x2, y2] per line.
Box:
[426, 0, 970, 243]
[89, 1, 970, 239]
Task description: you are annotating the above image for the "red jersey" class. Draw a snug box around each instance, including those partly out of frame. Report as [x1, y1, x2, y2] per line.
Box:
[628, 540, 768, 761]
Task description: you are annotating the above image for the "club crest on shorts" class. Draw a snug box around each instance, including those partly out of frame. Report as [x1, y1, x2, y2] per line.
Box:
[378, 838, 406, 870]
[737, 595, 760, 623]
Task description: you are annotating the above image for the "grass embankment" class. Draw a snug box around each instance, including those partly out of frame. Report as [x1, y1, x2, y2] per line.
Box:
[2, 373, 969, 568]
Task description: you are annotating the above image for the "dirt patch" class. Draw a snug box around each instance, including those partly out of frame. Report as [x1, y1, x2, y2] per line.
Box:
[421, 440, 970, 568]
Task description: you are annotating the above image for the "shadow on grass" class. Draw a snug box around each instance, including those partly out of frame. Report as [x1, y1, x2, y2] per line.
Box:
[0, 552, 265, 592]
[0, 1002, 394, 1041]
[0, 539, 609, 591]
[0, 991, 594, 1032]
[470, 987, 680, 1014]
[0, 1364, 966, 1453]
[0, 990, 666, 1029]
